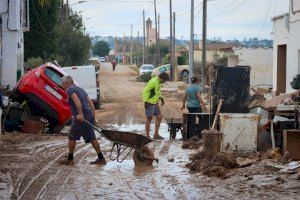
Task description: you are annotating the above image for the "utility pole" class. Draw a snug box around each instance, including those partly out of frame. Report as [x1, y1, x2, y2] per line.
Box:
[189, 0, 194, 83]
[202, 0, 207, 86]
[173, 12, 176, 79]
[130, 24, 133, 65]
[115, 36, 118, 59]
[123, 33, 126, 64]
[143, 10, 146, 64]
[169, 0, 173, 81]
[158, 14, 160, 40]
[154, 0, 160, 66]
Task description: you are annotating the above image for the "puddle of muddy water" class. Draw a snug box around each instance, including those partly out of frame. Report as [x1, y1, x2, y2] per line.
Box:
[108, 122, 181, 139]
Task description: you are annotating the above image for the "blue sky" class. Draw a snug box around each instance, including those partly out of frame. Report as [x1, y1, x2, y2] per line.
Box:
[71, 0, 289, 40]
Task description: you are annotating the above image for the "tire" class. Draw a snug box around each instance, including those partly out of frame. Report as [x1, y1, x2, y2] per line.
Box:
[181, 70, 189, 78]
[133, 146, 154, 166]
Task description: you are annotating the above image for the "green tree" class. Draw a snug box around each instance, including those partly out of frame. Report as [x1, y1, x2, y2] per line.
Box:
[24, 0, 91, 66]
[92, 41, 110, 57]
[148, 40, 170, 58]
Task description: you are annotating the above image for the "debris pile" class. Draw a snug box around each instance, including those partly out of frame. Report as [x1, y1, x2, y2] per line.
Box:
[182, 136, 202, 149]
[186, 151, 239, 179]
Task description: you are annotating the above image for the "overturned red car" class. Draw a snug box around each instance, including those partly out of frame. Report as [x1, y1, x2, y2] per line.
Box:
[9, 62, 71, 133]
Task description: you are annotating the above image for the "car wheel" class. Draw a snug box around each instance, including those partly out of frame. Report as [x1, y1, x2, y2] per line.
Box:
[182, 70, 189, 78]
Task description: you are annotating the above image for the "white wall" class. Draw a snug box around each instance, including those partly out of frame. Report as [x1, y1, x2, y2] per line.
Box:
[272, 16, 289, 93]
[286, 11, 300, 92]
[0, 0, 25, 88]
[234, 47, 273, 86]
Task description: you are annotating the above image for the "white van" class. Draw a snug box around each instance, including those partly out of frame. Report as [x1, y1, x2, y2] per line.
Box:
[62, 65, 100, 109]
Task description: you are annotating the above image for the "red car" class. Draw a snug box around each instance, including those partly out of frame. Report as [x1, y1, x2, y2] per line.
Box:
[10, 62, 71, 133]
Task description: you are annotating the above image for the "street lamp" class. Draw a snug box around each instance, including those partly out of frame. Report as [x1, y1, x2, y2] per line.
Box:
[66, 0, 87, 21]
[70, 0, 87, 6]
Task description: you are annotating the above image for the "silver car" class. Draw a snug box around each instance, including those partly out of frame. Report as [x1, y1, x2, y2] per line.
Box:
[139, 64, 155, 76]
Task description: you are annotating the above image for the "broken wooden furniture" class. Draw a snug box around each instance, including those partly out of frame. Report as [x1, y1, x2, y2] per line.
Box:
[283, 130, 300, 160]
[295, 102, 300, 129]
[164, 117, 183, 140]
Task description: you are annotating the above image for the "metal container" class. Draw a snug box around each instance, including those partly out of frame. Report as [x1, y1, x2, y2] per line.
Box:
[213, 66, 250, 113]
[220, 113, 260, 151]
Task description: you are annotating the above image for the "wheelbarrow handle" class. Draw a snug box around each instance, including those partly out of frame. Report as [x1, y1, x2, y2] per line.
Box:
[82, 119, 104, 132]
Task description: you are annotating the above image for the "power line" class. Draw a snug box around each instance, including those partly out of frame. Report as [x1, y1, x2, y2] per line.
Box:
[209, 0, 247, 15]
[258, 0, 273, 38]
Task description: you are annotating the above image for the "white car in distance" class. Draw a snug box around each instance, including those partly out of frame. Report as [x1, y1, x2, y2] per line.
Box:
[139, 64, 155, 76]
[99, 57, 106, 62]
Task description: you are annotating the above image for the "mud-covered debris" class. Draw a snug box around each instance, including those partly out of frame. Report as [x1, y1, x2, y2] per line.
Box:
[296, 172, 300, 180]
[203, 166, 227, 179]
[261, 148, 282, 160]
[186, 151, 238, 178]
[182, 136, 202, 150]
[168, 157, 175, 162]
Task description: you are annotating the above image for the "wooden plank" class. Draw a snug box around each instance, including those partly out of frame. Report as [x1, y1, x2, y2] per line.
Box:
[283, 130, 300, 160]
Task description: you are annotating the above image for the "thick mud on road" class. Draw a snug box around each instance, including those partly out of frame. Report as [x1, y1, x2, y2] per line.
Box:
[0, 63, 299, 199]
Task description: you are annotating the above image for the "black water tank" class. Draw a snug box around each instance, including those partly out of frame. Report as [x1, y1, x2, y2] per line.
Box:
[213, 65, 250, 113]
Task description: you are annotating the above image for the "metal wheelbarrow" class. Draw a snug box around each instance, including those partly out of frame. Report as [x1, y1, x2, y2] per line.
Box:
[84, 120, 158, 166]
[164, 118, 183, 139]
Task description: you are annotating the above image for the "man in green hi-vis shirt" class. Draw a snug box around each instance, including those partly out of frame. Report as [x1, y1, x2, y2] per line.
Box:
[143, 72, 169, 140]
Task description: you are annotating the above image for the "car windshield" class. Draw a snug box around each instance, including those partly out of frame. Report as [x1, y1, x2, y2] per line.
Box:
[142, 65, 154, 70]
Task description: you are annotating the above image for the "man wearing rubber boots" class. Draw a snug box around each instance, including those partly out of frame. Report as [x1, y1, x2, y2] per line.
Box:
[58, 76, 106, 166]
[143, 72, 169, 140]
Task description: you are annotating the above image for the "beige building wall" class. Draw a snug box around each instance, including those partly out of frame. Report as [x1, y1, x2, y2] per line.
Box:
[194, 50, 231, 63]
[147, 28, 156, 46]
[234, 47, 273, 86]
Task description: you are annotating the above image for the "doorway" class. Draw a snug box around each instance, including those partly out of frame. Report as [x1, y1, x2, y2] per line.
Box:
[277, 44, 287, 94]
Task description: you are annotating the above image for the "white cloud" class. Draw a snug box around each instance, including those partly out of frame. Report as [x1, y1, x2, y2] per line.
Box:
[72, 0, 289, 39]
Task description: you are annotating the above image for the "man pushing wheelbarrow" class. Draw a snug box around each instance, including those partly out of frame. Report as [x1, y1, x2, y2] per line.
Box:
[58, 75, 157, 166]
[58, 76, 106, 166]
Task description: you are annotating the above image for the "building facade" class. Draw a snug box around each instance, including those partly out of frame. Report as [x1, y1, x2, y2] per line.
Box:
[146, 18, 156, 47]
[272, 0, 300, 94]
[194, 42, 235, 64]
[0, 0, 29, 88]
[230, 47, 273, 87]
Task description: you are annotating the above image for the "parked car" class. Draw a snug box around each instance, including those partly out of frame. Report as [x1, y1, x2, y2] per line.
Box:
[9, 62, 71, 133]
[62, 65, 100, 109]
[152, 64, 189, 80]
[99, 57, 106, 62]
[139, 64, 155, 76]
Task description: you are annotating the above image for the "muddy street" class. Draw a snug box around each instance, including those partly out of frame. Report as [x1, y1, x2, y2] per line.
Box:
[0, 63, 299, 200]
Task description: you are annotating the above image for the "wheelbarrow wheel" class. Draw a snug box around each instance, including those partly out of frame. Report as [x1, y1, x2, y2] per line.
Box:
[133, 146, 154, 166]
